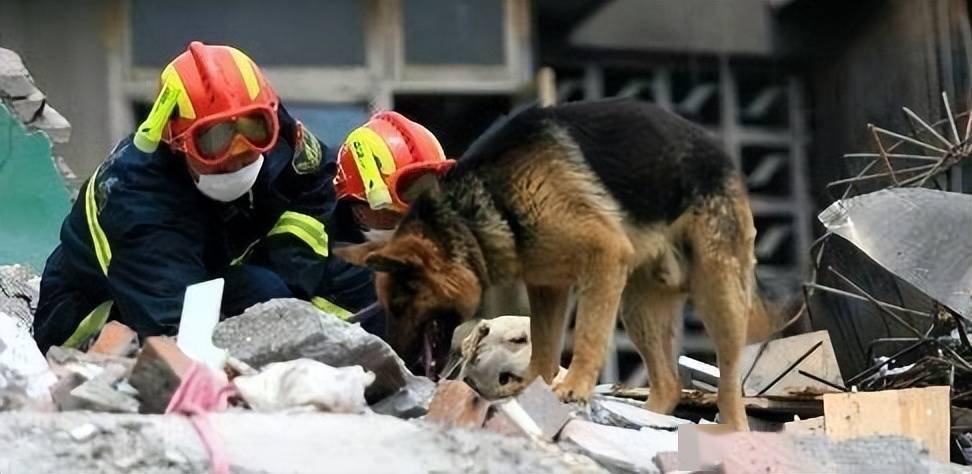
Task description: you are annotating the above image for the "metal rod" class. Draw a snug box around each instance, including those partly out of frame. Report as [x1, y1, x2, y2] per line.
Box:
[843, 152, 941, 161]
[902, 106, 954, 147]
[870, 125, 899, 184]
[943, 92, 962, 144]
[827, 268, 928, 339]
[797, 369, 848, 392]
[871, 125, 950, 154]
[802, 283, 935, 318]
[826, 164, 935, 187]
[756, 341, 824, 396]
[846, 339, 929, 385]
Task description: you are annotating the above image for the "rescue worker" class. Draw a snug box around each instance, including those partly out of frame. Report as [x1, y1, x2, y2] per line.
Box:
[33, 42, 451, 352]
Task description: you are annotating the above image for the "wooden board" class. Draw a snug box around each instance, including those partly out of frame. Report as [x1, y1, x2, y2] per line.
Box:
[610, 387, 824, 418]
[823, 386, 950, 462]
[740, 330, 844, 397]
[784, 416, 825, 436]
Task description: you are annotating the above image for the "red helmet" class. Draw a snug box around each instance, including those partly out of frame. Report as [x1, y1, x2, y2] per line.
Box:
[335, 111, 453, 212]
[134, 41, 279, 174]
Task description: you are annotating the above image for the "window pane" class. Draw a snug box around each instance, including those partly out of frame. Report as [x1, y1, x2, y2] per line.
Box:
[403, 0, 505, 65]
[287, 103, 370, 149]
[131, 0, 366, 67]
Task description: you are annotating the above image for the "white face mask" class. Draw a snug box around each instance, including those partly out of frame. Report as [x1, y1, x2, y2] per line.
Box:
[194, 155, 264, 202]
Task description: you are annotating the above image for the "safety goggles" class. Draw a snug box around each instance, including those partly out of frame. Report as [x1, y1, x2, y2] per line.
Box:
[170, 106, 279, 170]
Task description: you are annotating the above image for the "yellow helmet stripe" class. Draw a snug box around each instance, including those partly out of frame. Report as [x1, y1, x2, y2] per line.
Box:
[229, 48, 261, 100]
[345, 127, 397, 210]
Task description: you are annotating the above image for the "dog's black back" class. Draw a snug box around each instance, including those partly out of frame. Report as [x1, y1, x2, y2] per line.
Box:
[454, 98, 735, 224]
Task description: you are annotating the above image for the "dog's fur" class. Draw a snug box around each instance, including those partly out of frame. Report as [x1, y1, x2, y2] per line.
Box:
[337, 98, 758, 430]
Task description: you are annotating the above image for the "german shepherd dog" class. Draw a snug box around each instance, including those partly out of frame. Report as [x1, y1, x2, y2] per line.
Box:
[337, 98, 757, 430]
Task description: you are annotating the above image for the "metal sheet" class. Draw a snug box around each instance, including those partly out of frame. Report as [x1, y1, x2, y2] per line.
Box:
[819, 188, 972, 318]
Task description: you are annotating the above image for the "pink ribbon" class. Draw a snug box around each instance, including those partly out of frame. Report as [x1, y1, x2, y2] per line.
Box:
[165, 362, 237, 474]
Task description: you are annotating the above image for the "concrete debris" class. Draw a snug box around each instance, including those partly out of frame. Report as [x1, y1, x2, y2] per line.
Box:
[741, 330, 844, 397]
[88, 321, 138, 357]
[68, 422, 98, 442]
[234, 359, 373, 413]
[560, 419, 677, 474]
[371, 374, 435, 419]
[213, 298, 413, 402]
[67, 376, 139, 413]
[0, 411, 608, 473]
[588, 396, 691, 431]
[507, 377, 572, 440]
[453, 316, 567, 399]
[0, 265, 39, 329]
[425, 379, 491, 429]
[0, 48, 70, 143]
[128, 337, 194, 414]
[0, 311, 56, 409]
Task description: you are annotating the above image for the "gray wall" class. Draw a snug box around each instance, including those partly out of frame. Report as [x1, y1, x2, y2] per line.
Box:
[0, 0, 123, 178]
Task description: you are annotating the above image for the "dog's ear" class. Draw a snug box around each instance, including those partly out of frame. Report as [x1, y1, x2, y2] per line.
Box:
[364, 253, 415, 275]
[333, 241, 386, 267]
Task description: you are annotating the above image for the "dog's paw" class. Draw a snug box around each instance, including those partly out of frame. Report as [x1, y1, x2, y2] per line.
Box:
[552, 378, 593, 404]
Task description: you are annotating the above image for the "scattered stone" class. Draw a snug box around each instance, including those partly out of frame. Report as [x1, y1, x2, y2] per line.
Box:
[87, 321, 137, 357]
[425, 380, 491, 429]
[67, 376, 139, 413]
[560, 420, 677, 473]
[0, 265, 39, 328]
[652, 451, 679, 473]
[213, 299, 412, 402]
[511, 377, 572, 440]
[589, 395, 692, 431]
[234, 359, 374, 413]
[68, 423, 97, 442]
[128, 337, 193, 414]
[46, 345, 134, 374]
[371, 375, 435, 419]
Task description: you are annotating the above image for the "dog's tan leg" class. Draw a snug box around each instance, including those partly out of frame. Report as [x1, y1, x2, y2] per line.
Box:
[553, 237, 633, 403]
[525, 285, 570, 383]
[687, 195, 756, 431]
[620, 269, 685, 415]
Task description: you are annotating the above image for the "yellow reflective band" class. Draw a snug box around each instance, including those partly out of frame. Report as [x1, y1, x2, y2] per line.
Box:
[133, 64, 194, 153]
[229, 48, 260, 100]
[84, 165, 112, 276]
[311, 297, 353, 320]
[344, 127, 396, 210]
[63, 301, 113, 349]
[267, 211, 329, 257]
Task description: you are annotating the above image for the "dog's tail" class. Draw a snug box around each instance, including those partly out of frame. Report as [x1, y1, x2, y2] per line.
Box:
[746, 277, 811, 343]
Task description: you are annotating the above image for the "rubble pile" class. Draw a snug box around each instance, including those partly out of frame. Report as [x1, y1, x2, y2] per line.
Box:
[0, 260, 968, 472]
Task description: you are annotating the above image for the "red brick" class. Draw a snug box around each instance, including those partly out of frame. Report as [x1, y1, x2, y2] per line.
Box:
[128, 336, 194, 413]
[425, 380, 490, 429]
[88, 321, 137, 357]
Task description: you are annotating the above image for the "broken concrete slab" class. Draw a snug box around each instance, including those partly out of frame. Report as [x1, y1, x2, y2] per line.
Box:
[371, 375, 435, 419]
[0, 48, 36, 98]
[425, 379, 491, 429]
[511, 378, 572, 440]
[560, 420, 676, 473]
[823, 386, 951, 463]
[213, 298, 413, 402]
[0, 265, 39, 328]
[67, 377, 139, 413]
[128, 337, 194, 414]
[0, 411, 607, 473]
[233, 359, 373, 413]
[741, 330, 843, 397]
[88, 321, 137, 357]
[0, 311, 56, 409]
[588, 396, 691, 431]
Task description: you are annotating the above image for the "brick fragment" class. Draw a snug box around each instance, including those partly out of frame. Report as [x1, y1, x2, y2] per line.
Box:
[88, 321, 137, 357]
[425, 380, 490, 429]
[129, 337, 193, 413]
